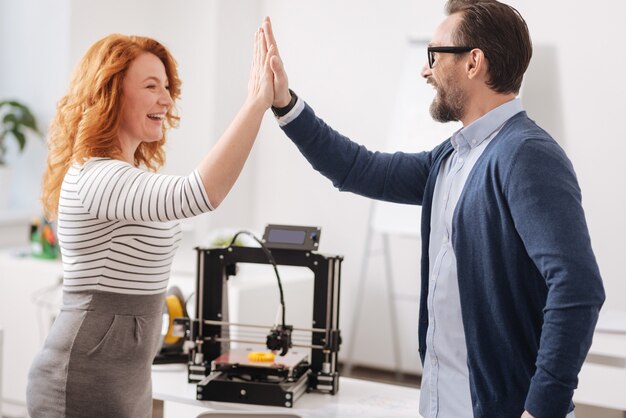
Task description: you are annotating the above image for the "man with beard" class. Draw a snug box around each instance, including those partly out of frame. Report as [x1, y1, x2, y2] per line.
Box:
[262, 0, 604, 417]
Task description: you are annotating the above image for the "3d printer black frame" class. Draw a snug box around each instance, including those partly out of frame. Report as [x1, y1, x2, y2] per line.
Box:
[185, 244, 343, 408]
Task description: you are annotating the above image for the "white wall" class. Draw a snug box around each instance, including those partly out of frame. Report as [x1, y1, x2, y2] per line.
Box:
[254, 0, 431, 371]
[0, 0, 70, 212]
[254, 0, 626, 369]
[1, 0, 624, 373]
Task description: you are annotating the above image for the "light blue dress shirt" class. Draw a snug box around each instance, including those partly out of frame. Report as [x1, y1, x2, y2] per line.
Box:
[420, 98, 524, 418]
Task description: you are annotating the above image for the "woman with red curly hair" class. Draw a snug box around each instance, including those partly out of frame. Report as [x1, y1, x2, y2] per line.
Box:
[27, 27, 276, 418]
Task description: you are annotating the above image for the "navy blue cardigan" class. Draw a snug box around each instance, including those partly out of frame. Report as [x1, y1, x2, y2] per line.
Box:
[281, 103, 605, 418]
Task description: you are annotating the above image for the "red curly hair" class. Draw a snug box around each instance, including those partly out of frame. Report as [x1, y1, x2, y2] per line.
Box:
[41, 34, 181, 219]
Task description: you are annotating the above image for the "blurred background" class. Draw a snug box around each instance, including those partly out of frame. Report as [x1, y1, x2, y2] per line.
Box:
[1, 0, 624, 417]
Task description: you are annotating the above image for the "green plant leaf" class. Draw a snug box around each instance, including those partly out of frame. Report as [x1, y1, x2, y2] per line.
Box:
[11, 129, 26, 151]
[3, 113, 17, 126]
[11, 101, 39, 132]
[0, 99, 42, 161]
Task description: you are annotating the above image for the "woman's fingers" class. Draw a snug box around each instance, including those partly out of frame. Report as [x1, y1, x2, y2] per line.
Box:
[259, 28, 268, 65]
[262, 16, 278, 53]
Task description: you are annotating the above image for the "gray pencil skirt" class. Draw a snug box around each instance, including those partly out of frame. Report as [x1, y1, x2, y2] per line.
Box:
[26, 290, 165, 418]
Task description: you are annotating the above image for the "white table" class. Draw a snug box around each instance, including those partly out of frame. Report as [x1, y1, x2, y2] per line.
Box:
[0, 249, 62, 413]
[152, 364, 420, 418]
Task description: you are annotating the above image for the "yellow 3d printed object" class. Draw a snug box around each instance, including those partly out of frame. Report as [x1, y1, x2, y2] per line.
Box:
[247, 351, 276, 362]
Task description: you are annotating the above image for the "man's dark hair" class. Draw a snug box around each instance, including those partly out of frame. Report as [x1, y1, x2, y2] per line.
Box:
[446, 0, 532, 94]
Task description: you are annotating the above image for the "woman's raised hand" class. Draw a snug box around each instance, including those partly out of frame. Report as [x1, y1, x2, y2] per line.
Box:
[247, 26, 275, 109]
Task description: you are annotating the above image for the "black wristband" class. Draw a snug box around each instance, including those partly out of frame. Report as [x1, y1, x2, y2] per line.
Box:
[271, 89, 298, 117]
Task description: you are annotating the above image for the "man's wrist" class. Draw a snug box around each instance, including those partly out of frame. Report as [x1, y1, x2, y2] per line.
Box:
[272, 89, 297, 117]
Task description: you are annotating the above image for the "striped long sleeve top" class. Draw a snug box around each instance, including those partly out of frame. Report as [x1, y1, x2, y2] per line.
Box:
[57, 157, 213, 295]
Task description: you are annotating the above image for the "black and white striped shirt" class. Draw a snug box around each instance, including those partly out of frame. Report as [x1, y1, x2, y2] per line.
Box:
[57, 157, 213, 295]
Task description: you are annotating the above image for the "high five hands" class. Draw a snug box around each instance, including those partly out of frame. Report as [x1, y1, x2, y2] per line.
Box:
[261, 17, 292, 109]
[247, 17, 290, 112]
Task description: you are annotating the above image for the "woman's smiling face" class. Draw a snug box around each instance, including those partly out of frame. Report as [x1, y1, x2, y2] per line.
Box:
[118, 52, 173, 151]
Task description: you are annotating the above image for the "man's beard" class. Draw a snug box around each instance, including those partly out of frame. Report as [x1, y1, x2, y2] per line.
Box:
[429, 79, 466, 123]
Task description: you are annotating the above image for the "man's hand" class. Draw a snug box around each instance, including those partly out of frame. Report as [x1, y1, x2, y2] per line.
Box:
[262, 16, 292, 108]
[521, 411, 535, 418]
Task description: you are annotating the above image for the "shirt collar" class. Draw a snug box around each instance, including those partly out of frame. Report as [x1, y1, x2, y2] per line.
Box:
[451, 98, 524, 153]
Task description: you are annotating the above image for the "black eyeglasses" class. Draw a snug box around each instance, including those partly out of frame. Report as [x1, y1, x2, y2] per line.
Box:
[427, 46, 474, 69]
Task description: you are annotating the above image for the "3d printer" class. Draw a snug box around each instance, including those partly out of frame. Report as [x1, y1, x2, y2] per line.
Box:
[176, 224, 343, 408]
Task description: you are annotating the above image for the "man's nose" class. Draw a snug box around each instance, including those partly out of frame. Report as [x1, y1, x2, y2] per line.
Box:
[421, 62, 431, 79]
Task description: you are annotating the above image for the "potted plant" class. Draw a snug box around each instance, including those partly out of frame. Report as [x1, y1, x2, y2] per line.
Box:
[0, 100, 41, 165]
[0, 100, 42, 209]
